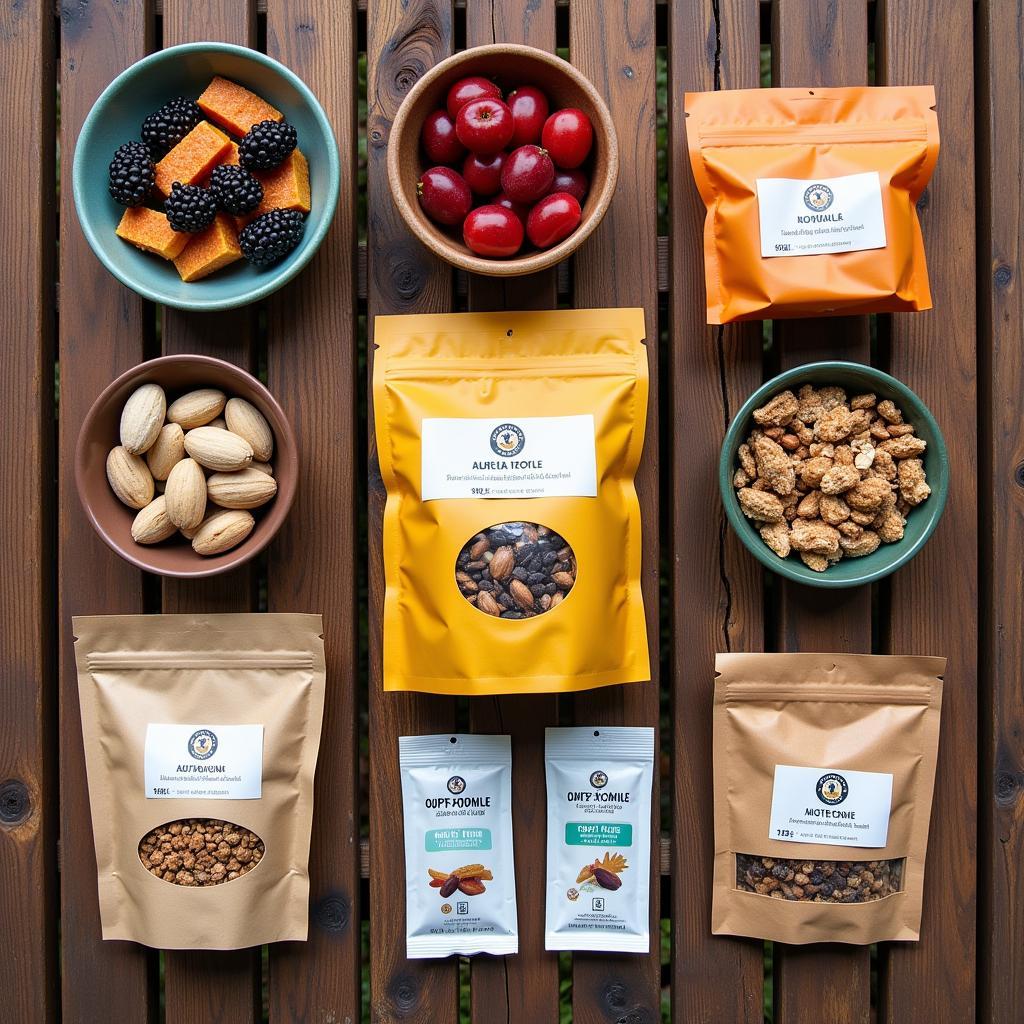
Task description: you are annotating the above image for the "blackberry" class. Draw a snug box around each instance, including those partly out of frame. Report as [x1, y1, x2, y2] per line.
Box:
[108, 141, 155, 206]
[239, 120, 297, 170]
[141, 97, 202, 157]
[164, 182, 217, 233]
[239, 209, 305, 266]
[208, 165, 264, 215]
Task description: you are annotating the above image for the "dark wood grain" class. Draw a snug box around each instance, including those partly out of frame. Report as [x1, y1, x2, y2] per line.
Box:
[978, 3, 1024, 1021]
[771, 4, 872, 1019]
[568, 3, 661, 1021]
[58, 2, 157, 1021]
[877, 2, 978, 1022]
[668, 1, 767, 1021]
[366, 2, 460, 1021]
[0, 0, 57, 1019]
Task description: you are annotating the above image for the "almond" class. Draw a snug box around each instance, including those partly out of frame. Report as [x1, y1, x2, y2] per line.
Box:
[224, 397, 274, 462]
[184, 426, 253, 472]
[167, 389, 226, 429]
[119, 383, 166, 455]
[191, 509, 255, 556]
[207, 416, 227, 430]
[106, 446, 155, 509]
[131, 495, 177, 544]
[206, 467, 278, 509]
[476, 591, 502, 616]
[164, 458, 208, 530]
[509, 578, 534, 610]
[552, 571, 575, 590]
[145, 422, 185, 480]
[489, 545, 515, 581]
[250, 461, 273, 476]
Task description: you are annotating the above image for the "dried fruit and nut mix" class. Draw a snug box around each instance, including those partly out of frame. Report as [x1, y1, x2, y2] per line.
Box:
[373, 308, 649, 695]
[685, 87, 939, 323]
[74, 613, 326, 949]
[399, 734, 517, 958]
[713, 654, 944, 945]
[545, 727, 654, 952]
[732, 384, 931, 572]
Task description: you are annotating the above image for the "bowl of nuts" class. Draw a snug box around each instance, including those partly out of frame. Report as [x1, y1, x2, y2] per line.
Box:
[719, 362, 949, 587]
[76, 354, 297, 577]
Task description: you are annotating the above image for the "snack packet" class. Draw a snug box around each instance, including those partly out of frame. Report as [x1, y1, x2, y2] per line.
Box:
[74, 613, 326, 949]
[685, 86, 940, 323]
[373, 308, 650, 695]
[544, 727, 654, 952]
[713, 653, 944, 944]
[399, 734, 518, 958]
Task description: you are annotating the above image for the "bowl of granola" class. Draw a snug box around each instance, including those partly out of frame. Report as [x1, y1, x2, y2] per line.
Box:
[719, 362, 949, 587]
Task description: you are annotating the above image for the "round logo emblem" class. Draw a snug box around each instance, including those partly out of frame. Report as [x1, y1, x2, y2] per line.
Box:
[187, 728, 218, 760]
[447, 775, 466, 795]
[566, 887, 580, 902]
[803, 183, 834, 212]
[489, 423, 525, 458]
[441, 903, 453, 915]
[816, 772, 849, 805]
[590, 770, 608, 789]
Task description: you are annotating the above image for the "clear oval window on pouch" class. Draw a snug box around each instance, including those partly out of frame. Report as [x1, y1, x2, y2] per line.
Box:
[455, 521, 576, 619]
[139, 818, 265, 886]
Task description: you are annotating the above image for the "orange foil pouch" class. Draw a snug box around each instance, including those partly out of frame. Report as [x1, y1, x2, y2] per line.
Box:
[684, 87, 939, 324]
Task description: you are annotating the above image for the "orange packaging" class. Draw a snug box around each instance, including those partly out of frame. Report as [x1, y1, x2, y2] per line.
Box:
[684, 87, 939, 324]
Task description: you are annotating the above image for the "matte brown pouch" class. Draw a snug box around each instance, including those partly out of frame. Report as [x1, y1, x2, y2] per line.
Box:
[74, 613, 326, 949]
[712, 653, 944, 944]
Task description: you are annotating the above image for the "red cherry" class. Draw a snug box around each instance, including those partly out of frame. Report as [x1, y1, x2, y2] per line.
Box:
[420, 109, 466, 165]
[494, 192, 530, 224]
[417, 166, 472, 226]
[456, 97, 515, 155]
[463, 151, 506, 196]
[463, 204, 524, 258]
[549, 168, 588, 203]
[507, 85, 550, 147]
[526, 192, 581, 249]
[500, 145, 555, 204]
[541, 108, 594, 169]
[446, 76, 502, 120]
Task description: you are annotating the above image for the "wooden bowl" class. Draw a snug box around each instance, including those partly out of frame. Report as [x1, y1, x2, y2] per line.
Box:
[75, 355, 298, 578]
[387, 44, 618, 277]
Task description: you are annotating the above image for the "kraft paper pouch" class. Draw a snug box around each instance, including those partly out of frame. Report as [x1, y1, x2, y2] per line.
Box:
[399, 734, 518, 958]
[373, 308, 650, 695]
[713, 653, 944, 945]
[74, 613, 326, 949]
[685, 86, 939, 323]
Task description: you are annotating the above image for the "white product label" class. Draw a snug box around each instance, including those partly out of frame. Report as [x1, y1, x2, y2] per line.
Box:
[144, 724, 264, 800]
[756, 172, 886, 257]
[768, 765, 893, 848]
[421, 415, 597, 501]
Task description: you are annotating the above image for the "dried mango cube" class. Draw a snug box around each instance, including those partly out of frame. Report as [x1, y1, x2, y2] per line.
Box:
[200, 141, 240, 187]
[198, 76, 283, 137]
[173, 213, 242, 282]
[234, 149, 311, 230]
[115, 207, 190, 260]
[154, 121, 231, 196]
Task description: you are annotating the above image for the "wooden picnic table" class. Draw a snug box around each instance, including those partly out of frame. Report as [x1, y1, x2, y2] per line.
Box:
[1, 0, 1020, 1021]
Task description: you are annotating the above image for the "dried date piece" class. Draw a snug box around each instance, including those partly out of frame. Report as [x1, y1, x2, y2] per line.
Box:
[139, 818, 264, 886]
[735, 854, 902, 902]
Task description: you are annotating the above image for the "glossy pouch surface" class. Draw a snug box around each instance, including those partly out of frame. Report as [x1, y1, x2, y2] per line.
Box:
[685, 87, 939, 323]
[373, 309, 650, 695]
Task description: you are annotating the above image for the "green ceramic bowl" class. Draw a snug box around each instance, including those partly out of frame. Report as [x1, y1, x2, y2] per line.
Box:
[72, 42, 340, 311]
[719, 362, 949, 588]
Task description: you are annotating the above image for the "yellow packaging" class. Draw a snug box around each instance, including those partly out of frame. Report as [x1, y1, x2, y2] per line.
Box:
[373, 309, 650, 695]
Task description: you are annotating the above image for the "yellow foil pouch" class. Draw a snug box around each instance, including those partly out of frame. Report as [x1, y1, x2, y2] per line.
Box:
[373, 308, 650, 695]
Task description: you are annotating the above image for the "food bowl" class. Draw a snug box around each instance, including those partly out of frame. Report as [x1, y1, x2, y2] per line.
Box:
[76, 355, 298, 578]
[73, 42, 340, 311]
[387, 43, 618, 276]
[719, 362, 949, 588]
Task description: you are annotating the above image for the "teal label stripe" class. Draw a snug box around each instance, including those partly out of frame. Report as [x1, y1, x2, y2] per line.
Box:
[425, 828, 492, 852]
[565, 822, 632, 846]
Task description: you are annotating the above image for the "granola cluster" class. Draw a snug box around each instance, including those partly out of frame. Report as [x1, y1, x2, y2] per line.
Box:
[139, 818, 264, 886]
[736, 854, 902, 902]
[732, 385, 930, 571]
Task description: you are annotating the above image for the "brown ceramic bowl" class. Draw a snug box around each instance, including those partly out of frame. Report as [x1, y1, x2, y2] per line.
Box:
[387, 43, 619, 276]
[76, 355, 297, 578]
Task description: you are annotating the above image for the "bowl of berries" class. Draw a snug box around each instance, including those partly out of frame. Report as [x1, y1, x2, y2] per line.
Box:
[387, 44, 618, 276]
[73, 42, 340, 311]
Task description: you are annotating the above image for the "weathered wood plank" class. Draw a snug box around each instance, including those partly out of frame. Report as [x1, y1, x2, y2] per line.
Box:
[366, 3, 459, 1021]
[877, 2, 977, 1022]
[669, 1, 766, 1021]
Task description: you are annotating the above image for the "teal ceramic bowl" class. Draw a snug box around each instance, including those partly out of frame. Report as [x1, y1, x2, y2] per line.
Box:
[719, 362, 949, 588]
[73, 42, 340, 311]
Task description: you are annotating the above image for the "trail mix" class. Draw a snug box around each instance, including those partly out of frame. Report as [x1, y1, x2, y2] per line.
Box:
[139, 818, 264, 886]
[427, 863, 493, 898]
[733, 384, 930, 571]
[736, 855, 902, 903]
